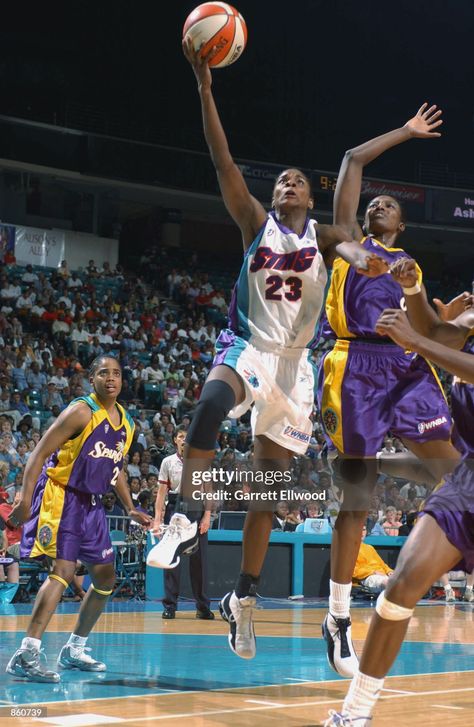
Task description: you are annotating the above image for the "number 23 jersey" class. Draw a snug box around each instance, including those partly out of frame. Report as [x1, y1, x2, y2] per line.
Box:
[227, 212, 328, 350]
[44, 393, 135, 495]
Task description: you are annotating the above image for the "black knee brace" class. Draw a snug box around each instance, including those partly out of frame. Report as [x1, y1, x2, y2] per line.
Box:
[186, 380, 236, 450]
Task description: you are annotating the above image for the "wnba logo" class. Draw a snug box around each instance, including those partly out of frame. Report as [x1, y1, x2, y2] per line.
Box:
[418, 416, 448, 435]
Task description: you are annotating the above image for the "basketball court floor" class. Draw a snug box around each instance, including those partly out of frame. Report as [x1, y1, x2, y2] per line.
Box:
[1, 598, 473, 726]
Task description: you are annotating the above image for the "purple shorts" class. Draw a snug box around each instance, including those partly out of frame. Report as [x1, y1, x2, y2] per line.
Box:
[318, 340, 452, 456]
[421, 459, 474, 572]
[21, 474, 114, 565]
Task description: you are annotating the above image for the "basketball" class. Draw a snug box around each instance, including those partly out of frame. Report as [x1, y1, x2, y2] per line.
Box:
[183, 2, 247, 68]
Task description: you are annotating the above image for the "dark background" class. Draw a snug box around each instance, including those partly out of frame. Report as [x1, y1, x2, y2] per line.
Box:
[0, 0, 472, 181]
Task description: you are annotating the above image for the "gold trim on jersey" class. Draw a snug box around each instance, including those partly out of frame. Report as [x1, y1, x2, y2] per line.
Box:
[45, 397, 134, 489]
[326, 258, 352, 339]
[320, 340, 350, 452]
[30, 478, 66, 558]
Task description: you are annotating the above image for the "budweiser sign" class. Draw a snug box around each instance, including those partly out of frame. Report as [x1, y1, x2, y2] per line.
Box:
[360, 179, 425, 204]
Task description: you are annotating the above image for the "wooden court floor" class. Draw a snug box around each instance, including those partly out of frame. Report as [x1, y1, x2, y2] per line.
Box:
[1, 600, 473, 726]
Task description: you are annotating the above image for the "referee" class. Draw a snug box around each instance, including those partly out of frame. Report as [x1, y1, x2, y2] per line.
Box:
[152, 425, 214, 620]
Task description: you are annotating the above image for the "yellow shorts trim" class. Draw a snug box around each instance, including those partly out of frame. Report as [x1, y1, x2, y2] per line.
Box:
[30, 479, 67, 558]
[320, 340, 350, 453]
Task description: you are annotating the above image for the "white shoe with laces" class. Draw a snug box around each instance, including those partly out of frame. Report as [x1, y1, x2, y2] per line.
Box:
[219, 591, 256, 659]
[57, 644, 106, 671]
[146, 513, 199, 569]
[464, 586, 474, 602]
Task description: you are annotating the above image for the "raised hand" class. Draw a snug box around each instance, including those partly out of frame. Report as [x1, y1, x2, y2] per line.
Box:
[433, 292, 474, 322]
[182, 35, 214, 90]
[404, 103, 443, 139]
[389, 257, 418, 288]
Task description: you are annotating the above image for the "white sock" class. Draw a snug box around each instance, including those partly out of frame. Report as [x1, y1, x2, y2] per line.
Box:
[343, 669, 384, 719]
[22, 637, 41, 651]
[67, 633, 88, 649]
[329, 580, 352, 619]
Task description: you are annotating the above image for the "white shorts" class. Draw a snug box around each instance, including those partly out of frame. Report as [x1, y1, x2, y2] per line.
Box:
[214, 330, 316, 454]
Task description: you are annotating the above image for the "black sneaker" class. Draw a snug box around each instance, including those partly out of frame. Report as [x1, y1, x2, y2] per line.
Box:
[322, 612, 359, 678]
[162, 608, 176, 619]
[196, 608, 215, 620]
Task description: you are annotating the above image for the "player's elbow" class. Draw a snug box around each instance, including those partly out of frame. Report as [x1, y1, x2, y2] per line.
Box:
[343, 148, 364, 165]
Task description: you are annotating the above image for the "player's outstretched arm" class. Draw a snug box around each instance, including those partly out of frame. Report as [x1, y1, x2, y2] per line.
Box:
[390, 257, 474, 348]
[8, 403, 92, 526]
[318, 224, 388, 277]
[334, 103, 443, 239]
[376, 309, 474, 383]
[183, 37, 266, 248]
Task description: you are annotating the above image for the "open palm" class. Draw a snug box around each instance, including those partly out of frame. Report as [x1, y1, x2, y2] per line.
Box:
[404, 102, 443, 138]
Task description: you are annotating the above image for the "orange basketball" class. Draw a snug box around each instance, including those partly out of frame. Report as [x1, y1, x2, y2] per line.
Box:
[183, 3, 247, 68]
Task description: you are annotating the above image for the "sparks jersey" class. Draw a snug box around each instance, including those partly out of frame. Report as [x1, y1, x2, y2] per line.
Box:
[325, 236, 422, 340]
[44, 393, 134, 496]
[227, 213, 328, 349]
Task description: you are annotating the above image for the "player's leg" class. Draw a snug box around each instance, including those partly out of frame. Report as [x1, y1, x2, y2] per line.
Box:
[220, 435, 292, 659]
[6, 560, 19, 584]
[6, 558, 76, 682]
[325, 514, 462, 725]
[319, 343, 391, 678]
[401, 438, 460, 481]
[57, 561, 115, 672]
[147, 363, 246, 568]
[322, 456, 377, 679]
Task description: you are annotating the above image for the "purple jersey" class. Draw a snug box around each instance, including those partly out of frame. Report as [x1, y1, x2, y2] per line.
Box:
[325, 236, 422, 340]
[45, 394, 134, 496]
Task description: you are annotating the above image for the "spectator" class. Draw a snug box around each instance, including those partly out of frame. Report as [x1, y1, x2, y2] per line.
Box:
[382, 506, 403, 536]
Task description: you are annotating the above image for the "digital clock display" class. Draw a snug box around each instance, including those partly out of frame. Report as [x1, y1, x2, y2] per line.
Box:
[318, 175, 338, 192]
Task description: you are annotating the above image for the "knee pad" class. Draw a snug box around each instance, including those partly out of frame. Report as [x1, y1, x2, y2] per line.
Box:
[375, 591, 414, 621]
[186, 380, 236, 450]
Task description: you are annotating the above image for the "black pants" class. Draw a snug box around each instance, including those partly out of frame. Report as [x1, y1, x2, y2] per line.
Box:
[162, 497, 210, 612]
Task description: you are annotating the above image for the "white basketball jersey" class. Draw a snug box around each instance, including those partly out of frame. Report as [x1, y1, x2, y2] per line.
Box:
[228, 213, 328, 349]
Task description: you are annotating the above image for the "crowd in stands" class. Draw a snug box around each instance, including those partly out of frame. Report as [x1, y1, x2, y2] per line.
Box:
[0, 245, 460, 586]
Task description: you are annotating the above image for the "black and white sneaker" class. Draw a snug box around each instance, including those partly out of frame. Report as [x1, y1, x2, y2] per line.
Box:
[146, 513, 199, 569]
[219, 591, 256, 659]
[322, 612, 359, 678]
